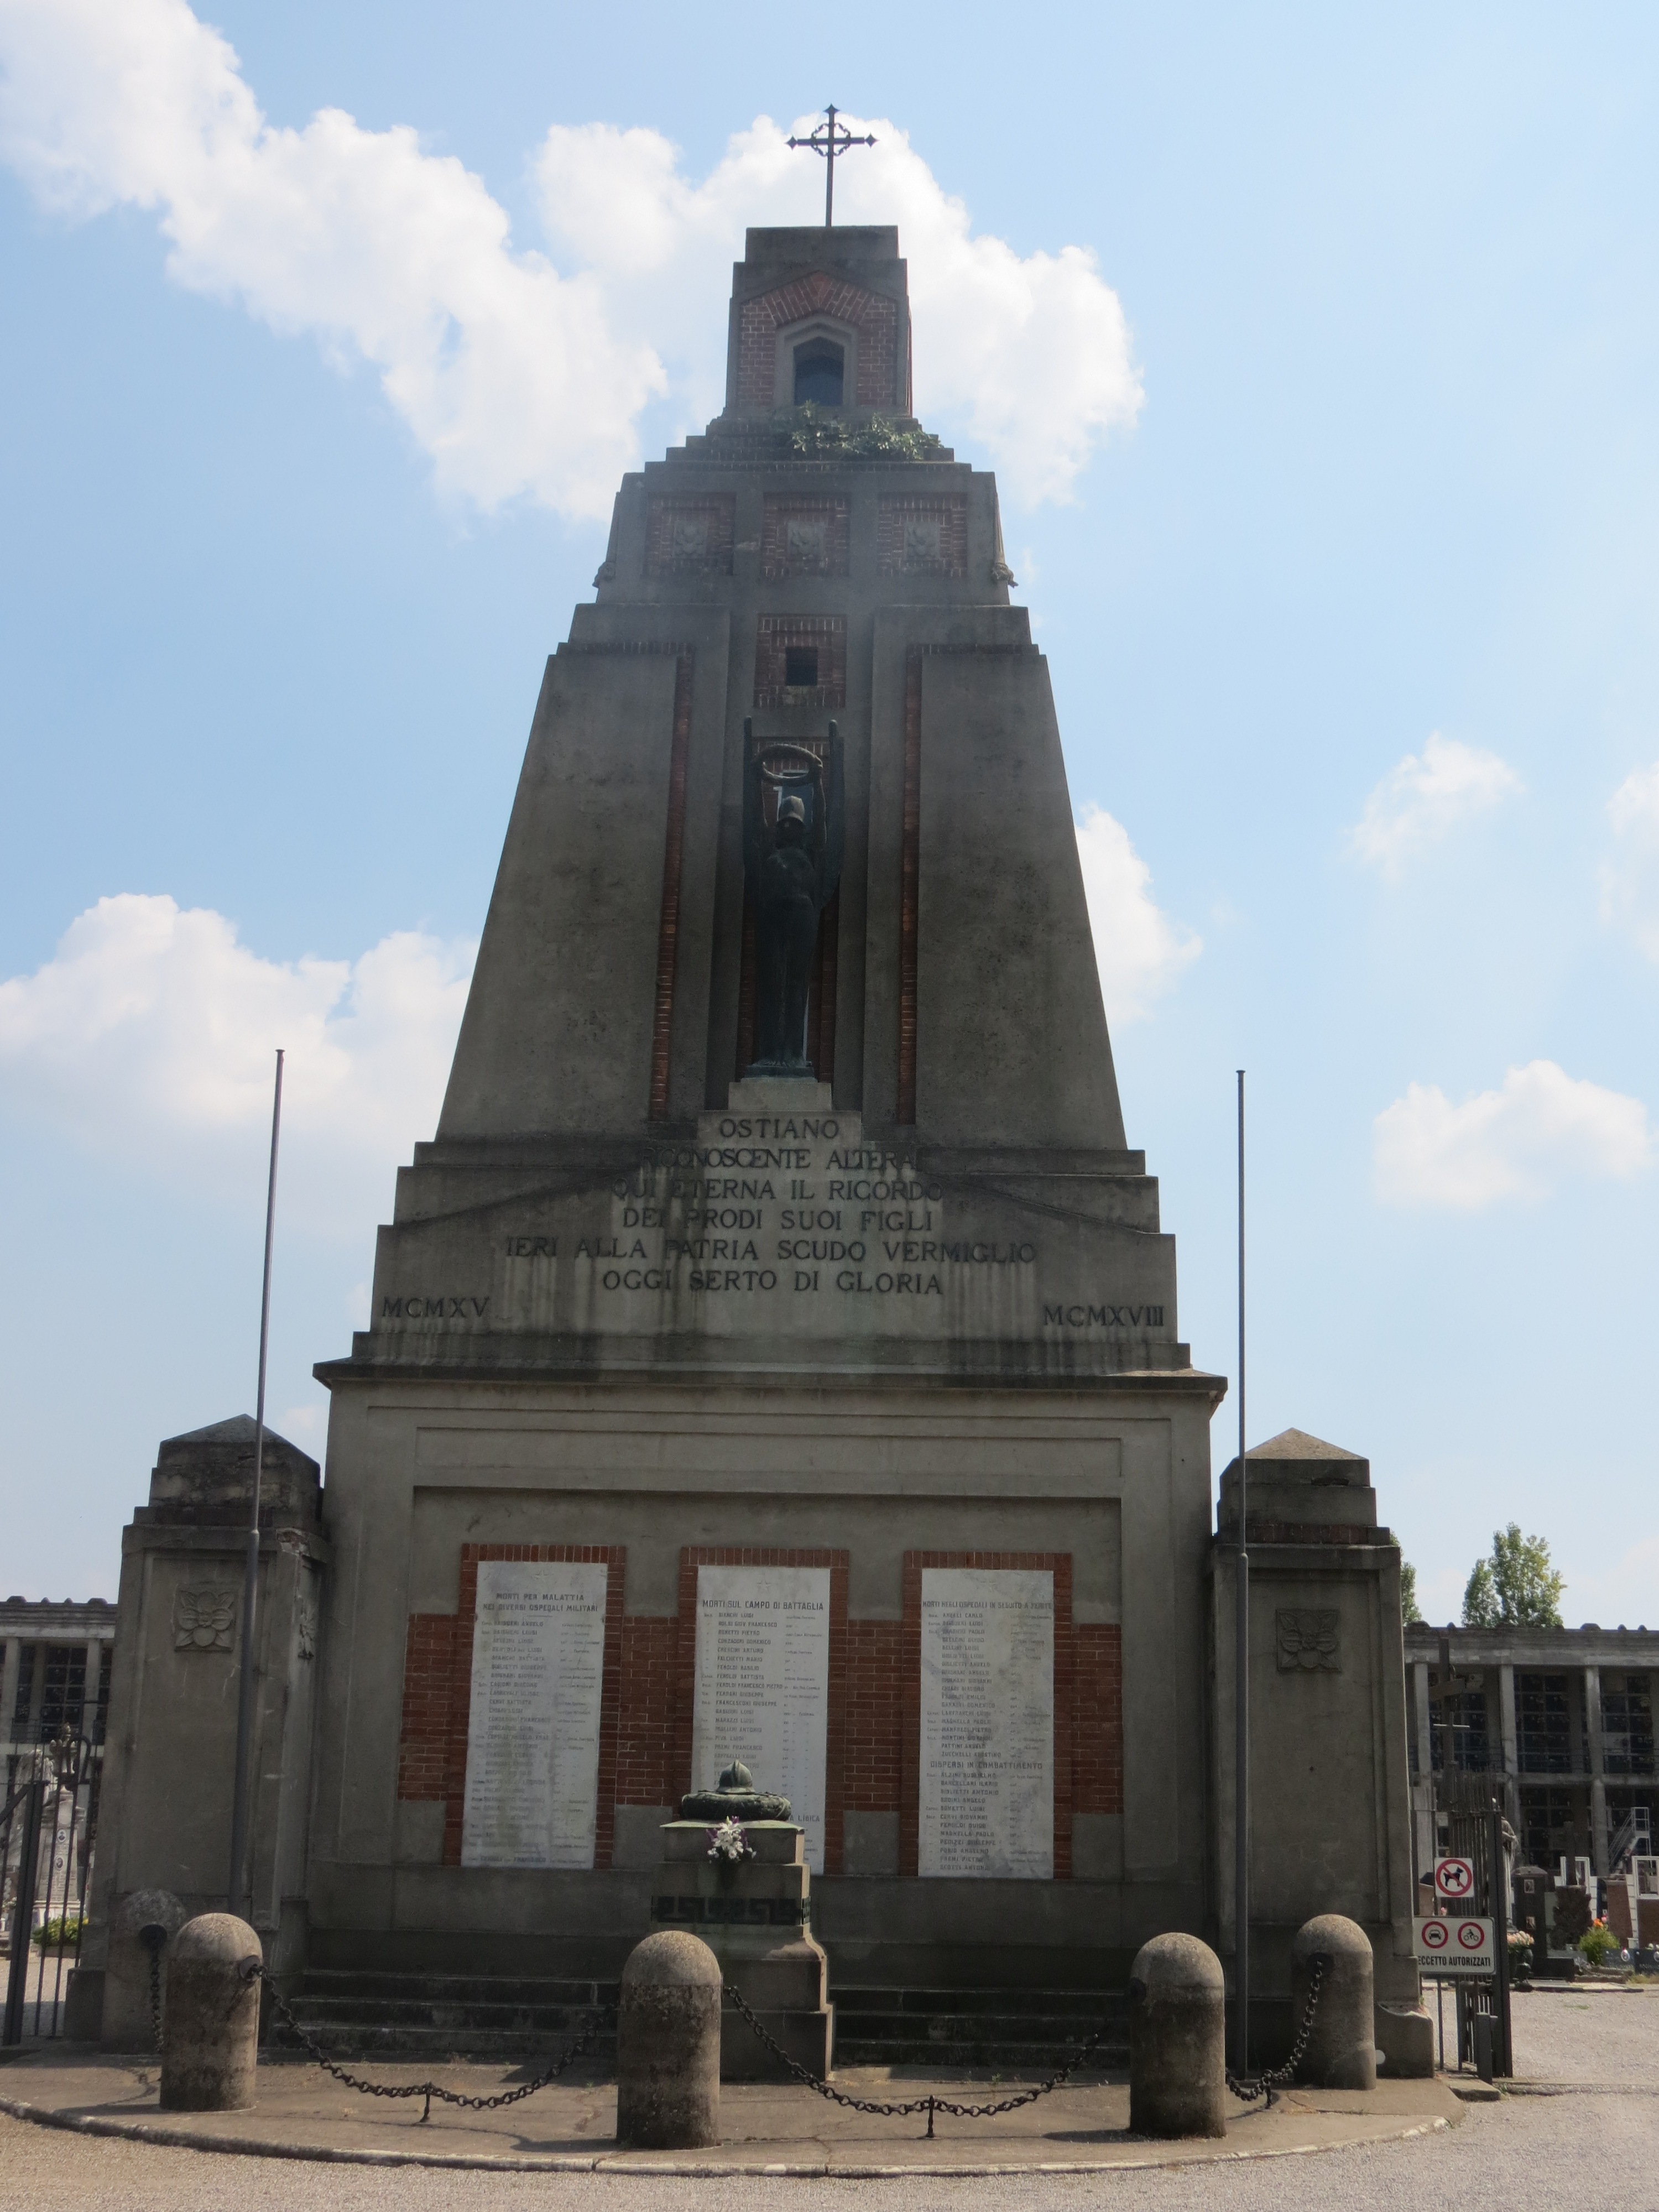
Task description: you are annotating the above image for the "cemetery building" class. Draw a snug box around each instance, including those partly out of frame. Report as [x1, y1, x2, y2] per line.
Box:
[1, 1598, 114, 1780]
[79, 223, 1420, 2060]
[1406, 1621, 1658, 1878]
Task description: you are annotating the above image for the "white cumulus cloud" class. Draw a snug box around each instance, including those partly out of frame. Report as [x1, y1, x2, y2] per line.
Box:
[1373, 1059, 1651, 1209]
[1350, 732, 1524, 879]
[1599, 761, 1659, 961]
[0, 0, 1139, 515]
[0, 894, 473, 1228]
[0, 0, 665, 518]
[1074, 805, 1201, 1025]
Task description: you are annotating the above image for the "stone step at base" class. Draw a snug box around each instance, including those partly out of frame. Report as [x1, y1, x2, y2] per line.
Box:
[833, 1987, 1126, 2020]
[265, 1974, 1123, 2070]
[831, 1988, 1125, 2072]
[834, 2040, 1127, 2071]
[835, 2014, 1121, 2046]
[267, 2022, 619, 2065]
[294, 1971, 619, 2008]
[286, 1998, 608, 2031]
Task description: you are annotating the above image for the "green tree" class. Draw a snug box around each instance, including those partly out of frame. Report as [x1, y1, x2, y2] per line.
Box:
[1462, 1525, 1564, 1628]
[1400, 1557, 1423, 1624]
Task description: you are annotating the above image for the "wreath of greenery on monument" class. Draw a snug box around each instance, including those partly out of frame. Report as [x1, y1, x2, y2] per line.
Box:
[773, 403, 944, 461]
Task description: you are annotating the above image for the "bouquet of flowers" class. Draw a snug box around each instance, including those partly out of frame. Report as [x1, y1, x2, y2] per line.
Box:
[707, 1817, 754, 1864]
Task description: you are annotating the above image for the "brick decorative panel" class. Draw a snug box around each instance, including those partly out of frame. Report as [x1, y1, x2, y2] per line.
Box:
[395, 1544, 626, 1870]
[1073, 1624, 1124, 1816]
[645, 494, 735, 577]
[674, 1547, 849, 1874]
[878, 497, 968, 578]
[616, 1615, 679, 1807]
[736, 273, 900, 410]
[396, 1612, 457, 1801]
[762, 498, 849, 579]
[899, 1551, 1075, 1879]
[754, 614, 846, 708]
[844, 1619, 903, 1812]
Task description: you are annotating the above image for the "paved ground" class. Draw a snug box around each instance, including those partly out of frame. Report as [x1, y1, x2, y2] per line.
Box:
[0, 1989, 1653, 2209]
[0, 2055, 1460, 2176]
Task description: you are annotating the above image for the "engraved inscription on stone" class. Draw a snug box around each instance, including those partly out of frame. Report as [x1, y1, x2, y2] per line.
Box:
[373, 1095, 1178, 1356]
[1276, 1608, 1341, 1673]
[919, 1568, 1054, 1879]
[691, 1566, 831, 1873]
[461, 1561, 609, 1870]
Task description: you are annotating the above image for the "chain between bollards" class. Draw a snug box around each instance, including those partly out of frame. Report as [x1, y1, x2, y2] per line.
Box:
[1224, 1953, 1324, 2104]
[253, 1966, 608, 2120]
[721, 1980, 1116, 2135]
[138, 1924, 168, 2052]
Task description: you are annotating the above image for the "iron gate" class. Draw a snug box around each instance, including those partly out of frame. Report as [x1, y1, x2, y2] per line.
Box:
[1, 1731, 103, 2044]
[1446, 1799, 1513, 2077]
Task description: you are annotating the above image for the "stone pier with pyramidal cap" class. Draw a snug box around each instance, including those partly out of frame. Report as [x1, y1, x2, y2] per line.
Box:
[85, 220, 1421, 2063]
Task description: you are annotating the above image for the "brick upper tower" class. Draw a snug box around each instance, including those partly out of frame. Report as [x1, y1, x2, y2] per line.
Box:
[725, 226, 912, 416]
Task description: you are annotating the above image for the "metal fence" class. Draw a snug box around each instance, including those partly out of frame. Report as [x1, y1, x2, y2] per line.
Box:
[1445, 1800, 1512, 2078]
[2, 1732, 103, 2044]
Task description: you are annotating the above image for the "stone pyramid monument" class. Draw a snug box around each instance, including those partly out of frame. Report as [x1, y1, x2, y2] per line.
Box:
[87, 223, 1417, 2069]
[304, 221, 1221, 2002]
[336, 223, 1182, 1379]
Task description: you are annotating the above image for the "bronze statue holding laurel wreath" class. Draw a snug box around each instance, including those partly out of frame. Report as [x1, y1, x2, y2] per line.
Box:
[742, 718, 844, 1076]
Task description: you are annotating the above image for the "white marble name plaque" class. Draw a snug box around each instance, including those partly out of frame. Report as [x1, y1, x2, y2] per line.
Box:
[692, 1566, 831, 1873]
[461, 1560, 609, 1870]
[919, 1568, 1054, 1879]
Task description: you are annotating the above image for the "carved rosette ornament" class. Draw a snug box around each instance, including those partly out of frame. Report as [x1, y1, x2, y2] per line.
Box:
[173, 1586, 237, 1653]
[1275, 1608, 1341, 1673]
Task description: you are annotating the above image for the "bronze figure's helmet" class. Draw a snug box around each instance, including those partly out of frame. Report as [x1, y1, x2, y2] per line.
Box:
[775, 790, 808, 837]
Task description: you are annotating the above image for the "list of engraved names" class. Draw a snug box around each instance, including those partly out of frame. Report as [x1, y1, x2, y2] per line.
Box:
[919, 1568, 1054, 1879]
[692, 1565, 831, 1872]
[461, 1561, 608, 1870]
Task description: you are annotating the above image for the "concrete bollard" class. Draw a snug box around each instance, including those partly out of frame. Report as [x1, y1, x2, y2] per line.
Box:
[159, 1913, 263, 2111]
[1128, 1932, 1228, 2139]
[1291, 1913, 1375, 2090]
[615, 1930, 722, 2150]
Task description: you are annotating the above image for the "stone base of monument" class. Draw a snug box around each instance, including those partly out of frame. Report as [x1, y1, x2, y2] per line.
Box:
[650, 1820, 833, 2081]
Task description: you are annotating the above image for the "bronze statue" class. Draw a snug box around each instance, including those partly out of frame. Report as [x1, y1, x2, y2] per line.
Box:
[743, 720, 843, 1076]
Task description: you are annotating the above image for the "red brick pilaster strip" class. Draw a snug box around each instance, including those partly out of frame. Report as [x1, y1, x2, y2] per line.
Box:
[1073, 1624, 1124, 1818]
[648, 649, 695, 1121]
[897, 648, 921, 1123]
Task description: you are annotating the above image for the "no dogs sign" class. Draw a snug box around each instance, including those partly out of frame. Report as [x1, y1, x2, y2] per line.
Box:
[1434, 1856, 1475, 1900]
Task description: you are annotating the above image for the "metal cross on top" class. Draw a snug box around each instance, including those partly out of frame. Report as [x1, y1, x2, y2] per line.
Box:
[787, 106, 877, 228]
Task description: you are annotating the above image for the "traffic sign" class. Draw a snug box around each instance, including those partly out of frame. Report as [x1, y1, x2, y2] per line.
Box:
[1434, 1856, 1476, 1901]
[1415, 1915, 1495, 1974]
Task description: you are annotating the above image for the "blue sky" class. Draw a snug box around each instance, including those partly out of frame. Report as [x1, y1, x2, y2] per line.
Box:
[2, 1, 1657, 1626]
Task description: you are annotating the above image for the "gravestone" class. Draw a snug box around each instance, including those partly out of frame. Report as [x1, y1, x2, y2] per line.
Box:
[87, 220, 1416, 2058]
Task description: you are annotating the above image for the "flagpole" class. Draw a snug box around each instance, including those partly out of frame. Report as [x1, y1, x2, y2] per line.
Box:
[228, 1048, 284, 1918]
[1235, 1067, 1250, 2074]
